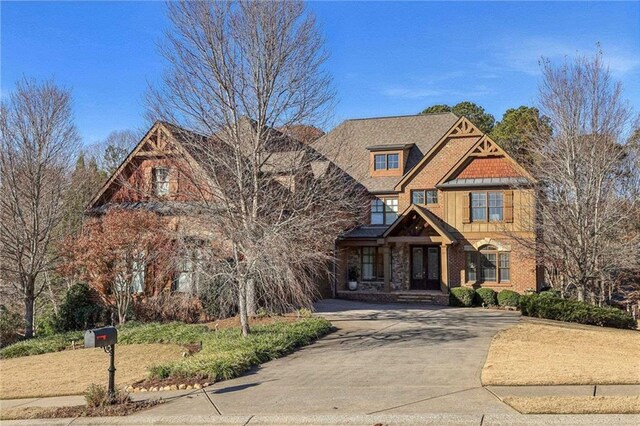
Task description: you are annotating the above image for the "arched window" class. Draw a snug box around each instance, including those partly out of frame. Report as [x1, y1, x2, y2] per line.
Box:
[466, 245, 510, 283]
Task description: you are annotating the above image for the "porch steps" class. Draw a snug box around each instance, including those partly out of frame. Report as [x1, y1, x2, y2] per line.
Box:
[395, 292, 449, 305]
[336, 290, 449, 306]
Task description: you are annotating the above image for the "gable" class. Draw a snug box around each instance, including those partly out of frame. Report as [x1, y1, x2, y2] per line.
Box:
[438, 135, 534, 186]
[87, 122, 201, 210]
[395, 117, 483, 191]
[455, 157, 520, 179]
[383, 205, 455, 244]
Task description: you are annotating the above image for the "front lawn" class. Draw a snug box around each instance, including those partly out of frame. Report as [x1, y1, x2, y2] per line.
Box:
[0, 344, 184, 399]
[0, 317, 332, 399]
[503, 396, 640, 414]
[482, 320, 640, 386]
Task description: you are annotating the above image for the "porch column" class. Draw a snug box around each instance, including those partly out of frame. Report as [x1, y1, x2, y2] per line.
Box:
[440, 244, 449, 293]
[383, 245, 391, 292]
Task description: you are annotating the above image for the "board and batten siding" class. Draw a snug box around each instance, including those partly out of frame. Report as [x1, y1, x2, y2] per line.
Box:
[443, 188, 535, 236]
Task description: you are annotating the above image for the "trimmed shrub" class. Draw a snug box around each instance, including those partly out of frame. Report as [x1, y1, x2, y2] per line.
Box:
[497, 290, 521, 307]
[54, 283, 103, 332]
[475, 288, 497, 306]
[519, 294, 636, 330]
[450, 287, 475, 307]
[538, 289, 560, 299]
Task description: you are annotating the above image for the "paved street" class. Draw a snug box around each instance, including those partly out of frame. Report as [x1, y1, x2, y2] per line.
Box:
[142, 299, 521, 417]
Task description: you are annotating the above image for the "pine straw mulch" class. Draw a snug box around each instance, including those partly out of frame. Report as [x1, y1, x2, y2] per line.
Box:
[0, 400, 162, 421]
[205, 314, 299, 331]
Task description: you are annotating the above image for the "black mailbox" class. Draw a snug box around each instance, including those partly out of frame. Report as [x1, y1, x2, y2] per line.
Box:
[84, 326, 117, 348]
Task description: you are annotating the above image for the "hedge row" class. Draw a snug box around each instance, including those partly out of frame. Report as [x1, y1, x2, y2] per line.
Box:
[519, 293, 636, 330]
[449, 287, 516, 308]
[449, 287, 637, 330]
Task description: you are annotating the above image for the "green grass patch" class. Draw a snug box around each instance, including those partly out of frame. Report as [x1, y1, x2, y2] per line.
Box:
[1, 322, 212, 359]
[0, 317, 334, 385]
[147, 317, 333, 381]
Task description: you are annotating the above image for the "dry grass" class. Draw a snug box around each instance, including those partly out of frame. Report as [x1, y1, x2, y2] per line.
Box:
[0, 344, 183, 399]
[0, 400, 161, 420]
[504, 396, 640, 414]
[482, 320, 640, 385]
[205, 314, 298, 330]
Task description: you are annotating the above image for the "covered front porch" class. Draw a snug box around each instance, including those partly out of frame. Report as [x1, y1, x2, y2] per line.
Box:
[335, 205, 456, 304]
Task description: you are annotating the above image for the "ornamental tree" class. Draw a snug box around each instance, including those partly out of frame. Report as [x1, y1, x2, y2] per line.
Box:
[59, 209, 175, 324]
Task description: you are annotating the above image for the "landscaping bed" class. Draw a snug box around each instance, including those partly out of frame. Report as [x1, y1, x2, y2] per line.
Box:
[0, 317, 333, 399]
[482, 320, 640, 386]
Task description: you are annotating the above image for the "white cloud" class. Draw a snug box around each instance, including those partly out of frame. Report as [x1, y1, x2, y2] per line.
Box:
[382, 85, 494, 100]
[495, 38, 640, 76]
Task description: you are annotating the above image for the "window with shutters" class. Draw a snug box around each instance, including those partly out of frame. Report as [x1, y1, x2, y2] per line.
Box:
[466, 191, 512, 223]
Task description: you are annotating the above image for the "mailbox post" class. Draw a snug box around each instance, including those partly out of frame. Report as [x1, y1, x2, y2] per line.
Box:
[85, 326, 118, 402]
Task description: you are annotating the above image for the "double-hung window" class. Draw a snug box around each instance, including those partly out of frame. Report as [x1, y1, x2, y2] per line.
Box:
[361, 247, 384, 281]
[470, 191, 504, 222]
[371, 197, 398, 225]
[488, 192, 504, 222]
[471, 192, 487, 221]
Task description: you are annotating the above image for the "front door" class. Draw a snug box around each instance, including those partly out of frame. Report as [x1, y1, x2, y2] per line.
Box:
[410, 246, 441, 290]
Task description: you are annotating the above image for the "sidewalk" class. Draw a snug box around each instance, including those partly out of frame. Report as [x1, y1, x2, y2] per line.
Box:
[2, 413, 640, 425]
[0, 388, 195, 410]
[3, 384, 638, 411]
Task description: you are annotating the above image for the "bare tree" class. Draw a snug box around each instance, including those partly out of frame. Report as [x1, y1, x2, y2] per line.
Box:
[524, 52, 640, 302]
[88, 129, 139, 174]
[0, 78, 79, 337]
[147, 0, 364, 335]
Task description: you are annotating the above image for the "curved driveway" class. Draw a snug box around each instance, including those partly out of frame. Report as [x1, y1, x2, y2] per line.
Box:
[146, 299, 521, 416]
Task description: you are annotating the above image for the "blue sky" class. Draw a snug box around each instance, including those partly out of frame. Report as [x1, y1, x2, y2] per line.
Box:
[2, 1, 639, 145]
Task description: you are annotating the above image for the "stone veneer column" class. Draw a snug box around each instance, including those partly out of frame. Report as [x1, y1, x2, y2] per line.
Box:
[383, 246, 391, 292]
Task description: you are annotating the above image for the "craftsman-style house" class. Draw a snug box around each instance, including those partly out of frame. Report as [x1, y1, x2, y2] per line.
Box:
[87, 113, 540, 304]
[311, 113, 540, 303]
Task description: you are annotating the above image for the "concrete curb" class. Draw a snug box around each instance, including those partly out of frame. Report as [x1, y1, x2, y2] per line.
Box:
[3, 413, 640, 425]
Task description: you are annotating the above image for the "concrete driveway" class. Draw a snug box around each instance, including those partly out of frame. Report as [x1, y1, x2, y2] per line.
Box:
[143, 299, 521, 417]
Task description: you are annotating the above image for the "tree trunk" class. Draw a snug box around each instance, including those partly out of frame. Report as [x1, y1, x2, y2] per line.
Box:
[246, 278, 256, 316]
[238, 278, 250, 337]
[24, 293, 35, 338]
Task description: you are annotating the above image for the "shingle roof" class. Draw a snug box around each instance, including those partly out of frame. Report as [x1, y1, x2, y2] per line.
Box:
[340, 226, 388, 239]
[310, 113, 459, 192]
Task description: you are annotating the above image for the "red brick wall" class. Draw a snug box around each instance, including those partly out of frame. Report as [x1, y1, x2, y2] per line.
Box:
[448, 238, 537, 293]
[398, 135, 479, 219]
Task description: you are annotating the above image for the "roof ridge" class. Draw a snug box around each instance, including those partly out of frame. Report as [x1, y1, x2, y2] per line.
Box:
[345, 112, 456, 122]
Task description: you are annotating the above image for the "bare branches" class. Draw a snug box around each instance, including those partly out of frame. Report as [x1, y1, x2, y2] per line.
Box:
[0, 78, 79, 337]
[524, 51, 639, 303]
[148, 1, 362, 335]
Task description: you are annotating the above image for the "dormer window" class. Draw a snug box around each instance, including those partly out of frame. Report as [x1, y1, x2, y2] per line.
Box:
[374, 153, 399, 171]
[153, 167, 170, 196]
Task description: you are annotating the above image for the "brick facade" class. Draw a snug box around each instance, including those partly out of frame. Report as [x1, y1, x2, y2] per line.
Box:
[336, 116, 540, 299]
